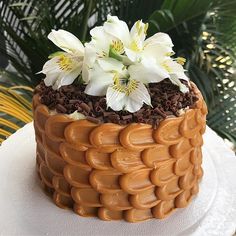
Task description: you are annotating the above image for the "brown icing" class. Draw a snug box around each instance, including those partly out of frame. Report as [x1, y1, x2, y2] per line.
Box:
[33, 82, 207, 223]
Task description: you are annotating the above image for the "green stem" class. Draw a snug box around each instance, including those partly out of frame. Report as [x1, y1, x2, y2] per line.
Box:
[81, 0, 93, 42]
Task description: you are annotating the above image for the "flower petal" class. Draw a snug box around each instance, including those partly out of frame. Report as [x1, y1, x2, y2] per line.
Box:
[104, 15, 130, 45]
[128, 58, 169, 83]
[44, 72, 60, 87]
[125, 80, 151, 112]
[60, 67, 82, 86]
[48, 29, 84, 55]
[48, 66, 81, 90]
[97, 57, 124, 72]
[124, 47, 141, 62]
[162, 59, 189, 80]
[143, 32, 174, 61]
[169, 74, 189, 93]
[142, 45, 173, 63]
[89, 26, 111, 55]
[144, 32, 174, 48]
[40, 56, 62, 75]
[82, 46, 97, 83]
[130, 20, 147, 43]
[84, 64, 114, 96]
[106, 86, 126, 111]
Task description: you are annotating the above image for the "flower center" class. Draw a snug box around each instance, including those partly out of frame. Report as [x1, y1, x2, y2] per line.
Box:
[58, 55, 73, 71]
[111, 40, 124, 54]
[112, 74, 138, 96]
[126, 79, 138, 95]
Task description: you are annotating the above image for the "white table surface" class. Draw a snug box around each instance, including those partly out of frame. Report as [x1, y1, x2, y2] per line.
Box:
[0, 123, 235, 236]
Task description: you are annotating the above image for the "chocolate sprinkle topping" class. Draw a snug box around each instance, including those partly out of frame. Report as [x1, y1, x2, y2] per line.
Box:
[35, 79, 198, 128]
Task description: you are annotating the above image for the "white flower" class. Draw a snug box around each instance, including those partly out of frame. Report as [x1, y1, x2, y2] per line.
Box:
[39, 30, 84, 89]
[82, 27, 113, 83]
[82, 15, 189, 112]
[128, 57, 169, 84]
[84, 57, 127, 96]
[143, 32, 174, 61]
[84, 15, 188, 86]
[42, 52, 83, 90]
[161, 59, 189, 92]
[106, 79, 151, 113]
[102, 16, 147, 63]
[103, 15, 173, 63]
[84, 57, 151, 113]
[103, 16, 187, 86]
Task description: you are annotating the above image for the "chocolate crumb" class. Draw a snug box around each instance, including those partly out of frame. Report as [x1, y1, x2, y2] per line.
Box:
[36, 78, 198, 128]
[80, 102, 91, 113]
[56, 104, 67, 113]
[86, 116, 101, 124]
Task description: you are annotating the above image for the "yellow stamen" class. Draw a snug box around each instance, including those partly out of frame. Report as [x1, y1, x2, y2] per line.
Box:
[176, 57, 186, 65]
[58, 55, 73, 71]
[113, 72, 120, 85]
[126, 80, 138, 95]
[112, 73, 126, 93]
[112, 77, 138, 96]
[165, 51, 175, 57]
[111, 40, 124, 54]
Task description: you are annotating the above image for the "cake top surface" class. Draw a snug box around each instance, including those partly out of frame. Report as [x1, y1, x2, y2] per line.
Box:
[37, 15, 196, 121]
[35, 79, 198, 128]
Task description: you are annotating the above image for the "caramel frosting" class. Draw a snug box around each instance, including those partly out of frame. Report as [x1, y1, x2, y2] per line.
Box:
[33, 82, 207, 223]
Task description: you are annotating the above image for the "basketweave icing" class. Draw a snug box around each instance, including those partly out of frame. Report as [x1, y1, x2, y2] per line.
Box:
[33, 82, 207, 223]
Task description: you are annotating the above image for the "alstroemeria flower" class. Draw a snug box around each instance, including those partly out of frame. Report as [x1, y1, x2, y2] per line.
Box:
[103, 15, 173, 63]
[84, 57, 128, 96]
[103, 15, 145, 62]
[39, 29, 84, 89]
[128, 57, 189, 92]
[84, 15, 188, 90]
[82, 25, 123, 83]
[84, 57, 151, 112]
[103, 16, 189, 90]
[82, 15, 190, 112]
[161, 59, 189, 93]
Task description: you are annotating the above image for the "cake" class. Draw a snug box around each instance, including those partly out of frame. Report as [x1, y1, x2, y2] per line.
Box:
[33, 15, 207, 223]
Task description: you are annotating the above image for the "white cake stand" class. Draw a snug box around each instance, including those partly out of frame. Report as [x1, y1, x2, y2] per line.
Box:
[0, 123, 235, 236]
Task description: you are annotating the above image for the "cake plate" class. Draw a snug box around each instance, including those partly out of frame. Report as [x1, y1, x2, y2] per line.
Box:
[0, 123, 235, 236]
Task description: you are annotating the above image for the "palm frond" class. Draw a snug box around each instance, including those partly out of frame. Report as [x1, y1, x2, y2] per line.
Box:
[0, 85, 33, 144]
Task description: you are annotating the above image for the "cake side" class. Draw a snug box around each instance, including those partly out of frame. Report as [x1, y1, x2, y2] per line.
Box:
[33, 82, 207, 222]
